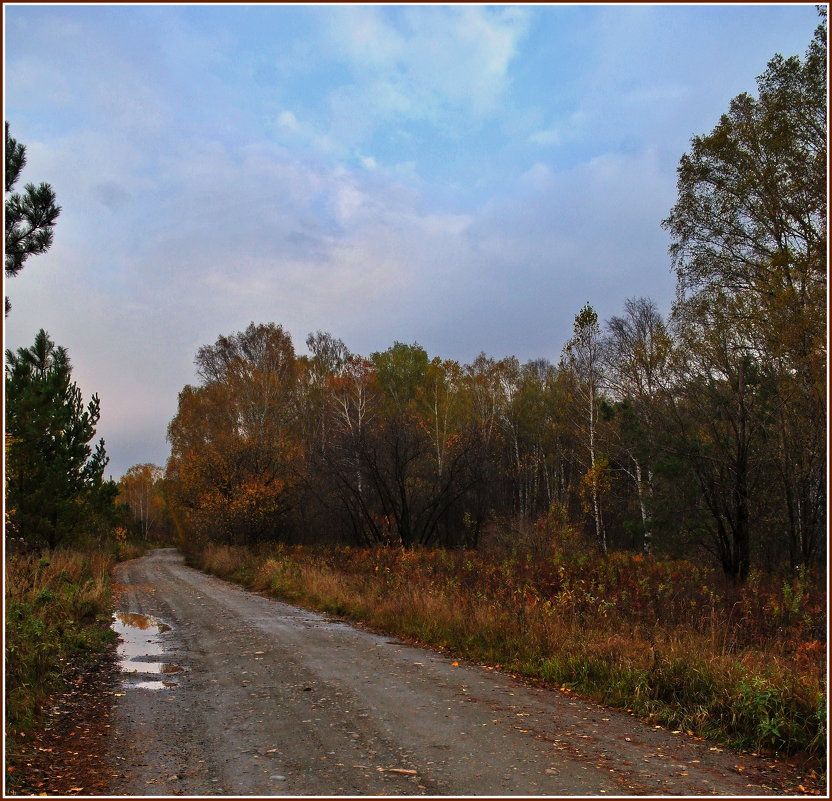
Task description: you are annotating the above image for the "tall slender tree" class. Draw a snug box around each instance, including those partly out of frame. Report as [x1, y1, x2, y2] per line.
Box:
[662, 14, 827, 575]
[563, 304, 607, 554]
[118, 463, 166, 540]
[602, 298, 672, 554]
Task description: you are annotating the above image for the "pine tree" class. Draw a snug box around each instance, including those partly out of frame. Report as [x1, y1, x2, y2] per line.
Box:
[5, 122, 61, 314]
[5, 330, 109, 548]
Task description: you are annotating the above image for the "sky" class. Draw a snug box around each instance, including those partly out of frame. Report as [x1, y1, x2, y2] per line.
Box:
[3, 3, 823, 480]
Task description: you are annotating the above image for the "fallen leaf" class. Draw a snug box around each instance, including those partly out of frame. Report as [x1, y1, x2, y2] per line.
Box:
[451, 661, 459, 667]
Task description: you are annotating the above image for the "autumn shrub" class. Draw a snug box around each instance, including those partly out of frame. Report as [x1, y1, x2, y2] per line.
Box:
[5, 549, 118, 739]
[191, 540, 826, 765]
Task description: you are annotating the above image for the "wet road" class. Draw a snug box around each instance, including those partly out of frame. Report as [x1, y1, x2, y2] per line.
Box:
[107, 548, 785, 796]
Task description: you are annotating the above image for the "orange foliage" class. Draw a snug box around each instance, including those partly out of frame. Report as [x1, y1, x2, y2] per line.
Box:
[166, 344, 304, 545]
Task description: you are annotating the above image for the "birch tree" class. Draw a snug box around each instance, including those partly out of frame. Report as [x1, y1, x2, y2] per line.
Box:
[563, 304, 607, 553]
[602, 297, 672, 554]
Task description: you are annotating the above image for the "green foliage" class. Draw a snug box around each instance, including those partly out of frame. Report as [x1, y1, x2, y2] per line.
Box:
[5, 330, 113, 549]
[371, 341, 429, 411]
[4, 122, 61, 314]
[661, 15, 827, 576]
[663, 19, 826, 307]
[5, 549, 117, 738]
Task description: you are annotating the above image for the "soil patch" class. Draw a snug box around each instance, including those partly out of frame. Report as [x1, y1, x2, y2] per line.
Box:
[6, 648, 120, 796]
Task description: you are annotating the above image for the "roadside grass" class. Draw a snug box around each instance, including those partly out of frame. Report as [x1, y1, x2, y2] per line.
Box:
[4, 542, 146, 748]
[189, 540, 826, 768]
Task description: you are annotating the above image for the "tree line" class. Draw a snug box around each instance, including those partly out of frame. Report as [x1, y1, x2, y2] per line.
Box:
[162, 19, 826, 582]
[7, 17, 825, 580]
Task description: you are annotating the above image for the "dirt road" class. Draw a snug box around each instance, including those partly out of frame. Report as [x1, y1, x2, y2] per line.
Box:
[106, 548, 788, 796]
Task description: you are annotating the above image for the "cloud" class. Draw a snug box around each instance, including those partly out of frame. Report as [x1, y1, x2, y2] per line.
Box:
[524, 111, 589, 161]
[6, 3, 818, 479]
[321, 6, 531, 133]
[276, 110, 299, 131]
[6, 118, 679, 477]
[93, 181, 131, 211]
[438, 147, 678, 359]
[529, 128, 561, 147]
[518, 163, 553, 191]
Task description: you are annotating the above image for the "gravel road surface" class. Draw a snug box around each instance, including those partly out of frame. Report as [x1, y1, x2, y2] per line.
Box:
[106, 548, 790, 796]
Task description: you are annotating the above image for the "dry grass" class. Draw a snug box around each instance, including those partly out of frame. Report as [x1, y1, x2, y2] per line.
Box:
[5, 549, 119, 739]
[188, 541, 826, 765]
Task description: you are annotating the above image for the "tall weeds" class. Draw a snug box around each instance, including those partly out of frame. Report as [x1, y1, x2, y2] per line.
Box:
[190, 541, 826, 766]
[5, 549, 119, 737]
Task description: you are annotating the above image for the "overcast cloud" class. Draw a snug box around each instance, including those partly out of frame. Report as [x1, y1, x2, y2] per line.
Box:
[3, 3, 821, 479]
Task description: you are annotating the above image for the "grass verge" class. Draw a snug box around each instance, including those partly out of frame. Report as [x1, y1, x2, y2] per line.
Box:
[4, 541, 146, 786]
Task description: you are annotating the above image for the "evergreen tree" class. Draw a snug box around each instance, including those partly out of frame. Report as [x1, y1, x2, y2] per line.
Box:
[5, 122, 61, 314]
[5, 330, 110, 548]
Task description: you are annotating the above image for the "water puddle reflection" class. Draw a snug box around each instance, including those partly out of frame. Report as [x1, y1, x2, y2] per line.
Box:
[132, 680, 179, 690]
[112, 612, 184, 690]
[115, 612, 171, 632]
[121, 661, 184, 675]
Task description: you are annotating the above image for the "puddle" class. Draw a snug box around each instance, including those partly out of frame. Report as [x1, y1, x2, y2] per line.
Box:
[112, 612, 184, 689]
[121, 662, 184, 675]
[115, 612, 171, 633]
[129, 680, 179, 691]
